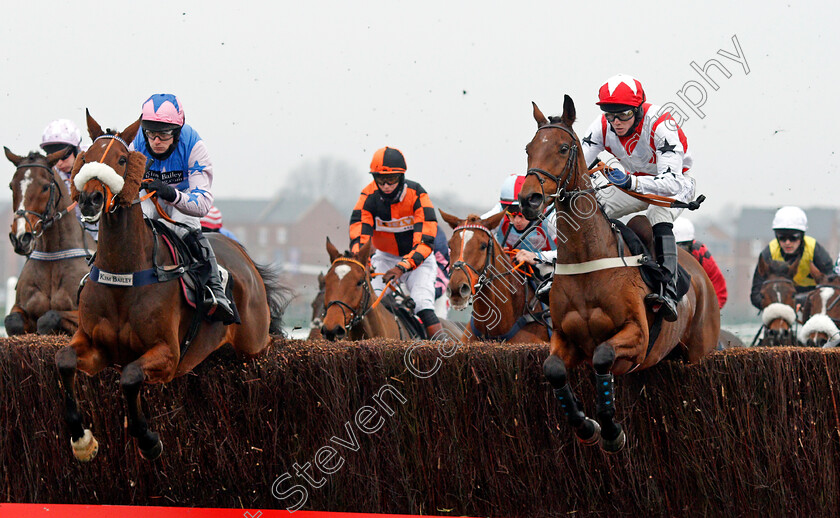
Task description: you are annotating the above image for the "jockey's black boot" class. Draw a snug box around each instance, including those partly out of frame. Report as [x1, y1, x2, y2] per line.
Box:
[193, 232, 236, 324]
[418, 309, 442, 340]
[645, 223, 679, 322]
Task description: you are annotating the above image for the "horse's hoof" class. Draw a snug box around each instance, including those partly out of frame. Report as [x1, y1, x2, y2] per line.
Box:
[71, 429, 99, 462]
[139, 438, 163, 461]
[575, 418, 601, 446]
[600, 429, 627, 454]
[4, 313, 25, 336]
[37, 310, 62, 335]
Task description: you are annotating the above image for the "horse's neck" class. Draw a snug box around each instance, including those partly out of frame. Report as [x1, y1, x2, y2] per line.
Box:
[472, 252, 526, 335]
[96, 205, 155, 272]
[553, 192, 617, 263]
[360, 299, 401, 339]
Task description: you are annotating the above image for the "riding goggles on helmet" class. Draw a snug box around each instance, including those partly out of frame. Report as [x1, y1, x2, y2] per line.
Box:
[374, 174, 402, 186]
[604, 109, 635, 122]
[144, 128, 176, 141]
[775, 231, 803, 243]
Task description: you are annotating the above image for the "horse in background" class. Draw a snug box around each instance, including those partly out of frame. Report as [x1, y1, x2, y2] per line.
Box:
[516, 97, 719, 452]
[56, 112, 289, 462]
[4, 147, 95, 335]
[798, 267, 840, 347]
[308, 272, 326, 339]
[754, 255, 798, 346]
[439, 210, 549, 343]
[321, 238, 409, 340]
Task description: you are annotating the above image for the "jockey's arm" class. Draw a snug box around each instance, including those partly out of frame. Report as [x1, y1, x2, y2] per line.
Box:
[813, 242, 835, 276]
[750, 247, 772, 309]
[169, 141, 214, 218]
[349, 190, 375, 254]
[581, 117, 606, 166]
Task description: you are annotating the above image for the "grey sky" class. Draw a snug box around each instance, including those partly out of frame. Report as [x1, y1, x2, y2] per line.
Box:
[1, 1, 837, 221]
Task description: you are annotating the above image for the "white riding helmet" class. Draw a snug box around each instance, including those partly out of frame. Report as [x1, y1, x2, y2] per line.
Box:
[772, 206, 808, 232]
[40, 119, 82, 151]
[673, 218, 695, 243]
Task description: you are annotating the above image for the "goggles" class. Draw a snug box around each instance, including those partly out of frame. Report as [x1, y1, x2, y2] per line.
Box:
[775, 231, 803, 243]
[604, 109, 635, 122]
[144, 128, 176, 142]
[374, 174, 402, 186]
[505, 206, 523, 218]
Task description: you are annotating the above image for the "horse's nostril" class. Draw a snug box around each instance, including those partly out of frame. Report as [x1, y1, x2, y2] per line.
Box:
[445, 287, 452, 298]
[19, 233, 32, 246]
[526, 193, 544, 209]
[459, 284, 471, 298]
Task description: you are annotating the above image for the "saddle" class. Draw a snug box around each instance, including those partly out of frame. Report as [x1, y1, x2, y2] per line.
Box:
[147, 219, 238, 321]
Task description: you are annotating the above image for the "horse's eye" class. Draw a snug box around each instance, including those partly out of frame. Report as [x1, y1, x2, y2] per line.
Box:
[42, 185, 50, 192]
[559, 144, 570, 154]
[357, 279, 364, 286]
[8, 183, 11, 190]
[480, 243, 488, 250]
[118, 156, 128, 166]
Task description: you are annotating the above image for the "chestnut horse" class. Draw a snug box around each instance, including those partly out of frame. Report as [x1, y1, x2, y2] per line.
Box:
[55, 112, 288, 462]
[517, 98, 719, 452]
[439, 210, 550, 343]
[754, 255, 798, 346]
[798, 270, 840, 347]
[4, 148, 95, 335]
[321, 238, 410, 340]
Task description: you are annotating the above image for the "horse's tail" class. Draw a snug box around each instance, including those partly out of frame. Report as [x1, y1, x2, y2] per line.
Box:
[253, 261, 294, 336]
[229, 239, 294, 336]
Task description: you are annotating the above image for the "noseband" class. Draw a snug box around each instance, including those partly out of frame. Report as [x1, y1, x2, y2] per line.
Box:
[525, 123, 580, 203]
[324, 257, 373, 331]
[80, 134, 132, 215]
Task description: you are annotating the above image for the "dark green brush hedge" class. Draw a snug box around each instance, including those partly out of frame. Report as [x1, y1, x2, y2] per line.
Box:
[1, 335, 839, 517]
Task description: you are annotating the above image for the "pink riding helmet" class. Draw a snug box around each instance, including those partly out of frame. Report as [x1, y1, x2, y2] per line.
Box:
[140, 94, 185, 126]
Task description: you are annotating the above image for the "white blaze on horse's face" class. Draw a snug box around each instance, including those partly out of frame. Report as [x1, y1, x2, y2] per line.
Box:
[333, 265, 351, 281]
[819, 287, 835, 315]
[14, 169, 32, 237]
[459, 230, 475, 257]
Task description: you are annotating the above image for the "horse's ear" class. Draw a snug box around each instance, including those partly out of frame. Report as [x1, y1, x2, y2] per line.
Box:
[68, 151, 86, 201]
[45, 149, 65, 167]
[810, 262, 826, 284]
[561, 94, 576, 127]
[4, 147, 22, 166]
[326, 237, 341, 263]
[86, 109, 104, 140]
[788, 256, 802, 278]
[532, 102, 548, 127]
[438, 209, 462, 230]
[120, 118, 141, 145]
[318, 272, 326, 288]
[482, 211, 506, 230]
[357, 239, 373, 265]
[757, 255, 768, 277]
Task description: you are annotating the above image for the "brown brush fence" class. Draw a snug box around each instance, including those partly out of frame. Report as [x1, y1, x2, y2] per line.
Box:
[2, 335, 840, 517]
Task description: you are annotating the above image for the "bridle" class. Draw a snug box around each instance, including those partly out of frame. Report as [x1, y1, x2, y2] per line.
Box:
[323, 257, 374, 331]
[525, 123, 583, 203]
[12, 162, 74, 238]
[79, 134, 135, 217]
[450, 224, 520, 296]
[761, 277, 796, 306]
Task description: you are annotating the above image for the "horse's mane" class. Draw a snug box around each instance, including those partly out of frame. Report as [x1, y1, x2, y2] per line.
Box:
[547, 115, 565, 125]
[24, 151, 47, 161]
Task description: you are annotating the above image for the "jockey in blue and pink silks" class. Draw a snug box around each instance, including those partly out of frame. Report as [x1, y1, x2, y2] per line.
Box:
[130, 93, 235, 324]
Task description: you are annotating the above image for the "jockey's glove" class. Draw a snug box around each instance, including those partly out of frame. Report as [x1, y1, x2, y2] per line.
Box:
[383, 265, 407, 284]
[605, 168, 634, 190]
[147, 179, 178, 202]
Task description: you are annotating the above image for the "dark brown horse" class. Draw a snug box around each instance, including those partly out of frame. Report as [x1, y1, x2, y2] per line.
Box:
[308, 272, 326, 339]
[798, 268, 840, 347]
[4, 147, 95, 335]
[517, 98, 719, 452]
[321, 238, 409, 340]
[439, 210, 550, 343]
[55, 112, 288, 461]
[754, 255, 798, 346]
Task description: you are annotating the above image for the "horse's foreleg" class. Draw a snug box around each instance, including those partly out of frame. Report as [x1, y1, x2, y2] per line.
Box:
[55, 335, 105, 462]
[543, 334, 600, 445]
[4, 307, 33, 336]
[36, 310, 79, 335]
[121, 344, 176, 460]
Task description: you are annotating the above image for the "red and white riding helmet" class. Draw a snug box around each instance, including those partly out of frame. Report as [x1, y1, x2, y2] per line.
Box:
[596, 74, 646, 108]
[499, 174, 527, 208]
[140, 93, 185, 129]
